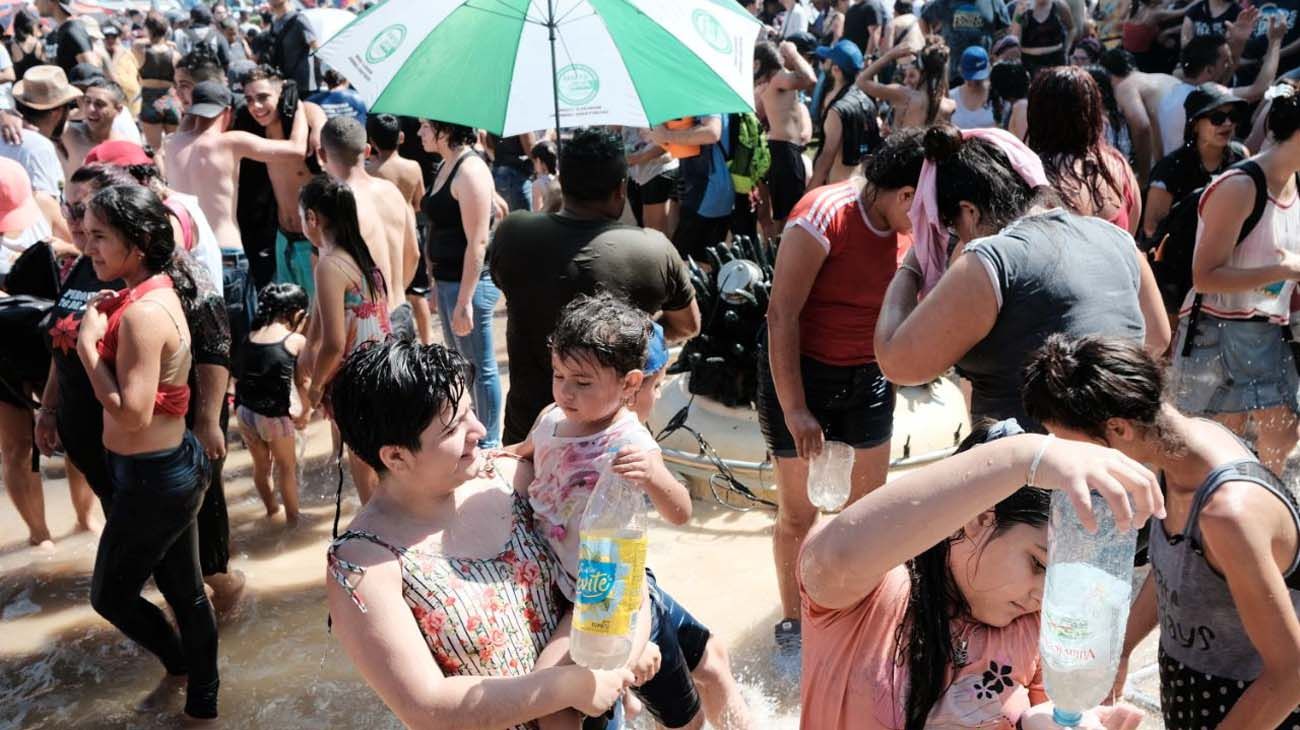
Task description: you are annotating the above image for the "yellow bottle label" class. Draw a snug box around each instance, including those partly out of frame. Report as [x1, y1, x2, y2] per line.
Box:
[573, 532, 647, 637]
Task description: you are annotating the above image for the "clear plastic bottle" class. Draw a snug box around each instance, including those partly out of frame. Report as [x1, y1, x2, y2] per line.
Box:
[1039, 490, 1137, 727]
[571, 451, 648, 670]
[807, 440, 855, 511]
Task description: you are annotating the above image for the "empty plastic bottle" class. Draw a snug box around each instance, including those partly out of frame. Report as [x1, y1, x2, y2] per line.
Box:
[1039, 490, 1137, 727]
[571, 450, 648, 670]
[807, 441, 854, 511]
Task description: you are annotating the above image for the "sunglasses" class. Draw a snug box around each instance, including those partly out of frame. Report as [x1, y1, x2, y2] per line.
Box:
[1203, 110, 1236, 126]
[62, 200, 85, 220]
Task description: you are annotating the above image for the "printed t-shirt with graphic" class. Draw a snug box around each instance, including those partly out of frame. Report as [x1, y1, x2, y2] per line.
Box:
[526, 407, 660, 600]
[785, 181, 912, 366]
[800, 564, 1046, 730]
[936, 0, 1011, 78]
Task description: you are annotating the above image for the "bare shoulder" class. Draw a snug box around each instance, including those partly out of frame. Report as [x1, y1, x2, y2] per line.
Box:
[284, 331, 308, 355]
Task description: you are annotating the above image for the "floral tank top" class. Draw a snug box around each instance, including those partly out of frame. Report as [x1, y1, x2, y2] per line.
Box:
[342, 265, 391, 355]
[327, 483, 564, 730]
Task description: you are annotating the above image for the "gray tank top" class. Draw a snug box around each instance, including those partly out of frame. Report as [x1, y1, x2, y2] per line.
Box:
[1149, 459, 1300, 680]
[957, 209, 1145, 426]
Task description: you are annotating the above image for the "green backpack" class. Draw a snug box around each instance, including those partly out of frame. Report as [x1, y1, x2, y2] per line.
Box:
[728, 112, 771, 195]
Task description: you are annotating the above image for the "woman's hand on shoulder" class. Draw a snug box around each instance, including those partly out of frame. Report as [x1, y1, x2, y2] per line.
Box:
[1029, 436, 1164, 533]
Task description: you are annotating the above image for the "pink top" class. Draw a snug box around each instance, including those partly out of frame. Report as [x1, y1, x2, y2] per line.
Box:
[800, 565, 1046, 730]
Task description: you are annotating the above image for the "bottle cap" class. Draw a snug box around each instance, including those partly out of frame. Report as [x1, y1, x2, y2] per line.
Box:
[1052, 708, 1084, 727]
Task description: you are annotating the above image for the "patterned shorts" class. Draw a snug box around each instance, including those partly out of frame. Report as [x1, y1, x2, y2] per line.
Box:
[236, 405, 295, 443]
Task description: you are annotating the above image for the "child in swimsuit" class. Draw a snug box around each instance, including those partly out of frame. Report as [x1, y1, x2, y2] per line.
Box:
[234, 283, 310, 524]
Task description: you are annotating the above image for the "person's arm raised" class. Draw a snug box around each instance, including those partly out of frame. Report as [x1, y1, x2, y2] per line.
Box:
[228, 129, 307, 164]
[800, 434, 1162, 611]
[326, 543, 634, 730]
[873, 248, 998, 386]
[771, 41, 818, 91]
[857, 45, 916, 105]
[1192, 172, 1300, 293]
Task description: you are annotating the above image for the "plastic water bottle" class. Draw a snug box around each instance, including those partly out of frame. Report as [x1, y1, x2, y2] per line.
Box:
[1039, 491, 1137, 727]
[571, 451, 648, 670]
[807, 441, 854, 511]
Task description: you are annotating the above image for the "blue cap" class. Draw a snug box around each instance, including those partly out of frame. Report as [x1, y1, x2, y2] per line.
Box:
[960, 45, 991, 82]
[644, 322, 669, 376]
[815, 39, 865, 76]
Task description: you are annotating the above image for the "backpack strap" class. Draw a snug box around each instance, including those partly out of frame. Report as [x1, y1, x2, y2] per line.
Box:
[1180, 159, 1271, 357]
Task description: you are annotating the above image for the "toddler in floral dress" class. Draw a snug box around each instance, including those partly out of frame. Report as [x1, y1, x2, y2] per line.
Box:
[505, 294, 706, 728]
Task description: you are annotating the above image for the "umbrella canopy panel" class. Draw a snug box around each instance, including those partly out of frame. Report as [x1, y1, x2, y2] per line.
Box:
[317, 0, 759, 136]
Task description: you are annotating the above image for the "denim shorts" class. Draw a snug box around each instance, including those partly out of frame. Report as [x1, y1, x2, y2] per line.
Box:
[1170, 314, 1300, 416]
[630, 569, 711, 728]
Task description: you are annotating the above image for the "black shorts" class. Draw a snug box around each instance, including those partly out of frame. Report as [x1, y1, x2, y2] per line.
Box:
[407, 216, 431, 296]
[672, 210, 730, 263]
[639, 170, 679, 205]
[756, 335, 894, 458]
[767, 140, 807, 221]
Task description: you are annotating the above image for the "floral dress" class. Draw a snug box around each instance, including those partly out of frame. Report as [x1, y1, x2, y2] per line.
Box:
[327, 486, 564, 730]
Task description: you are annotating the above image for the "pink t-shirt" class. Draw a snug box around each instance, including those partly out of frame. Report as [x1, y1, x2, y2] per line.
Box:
[800, 565, 1046, 730]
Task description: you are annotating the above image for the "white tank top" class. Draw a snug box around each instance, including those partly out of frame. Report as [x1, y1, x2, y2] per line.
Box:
[948, 87, 997, 130]
[1183, 168, 1300, 323]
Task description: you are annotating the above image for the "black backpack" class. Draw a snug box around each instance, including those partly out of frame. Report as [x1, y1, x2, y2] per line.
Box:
[1148, 159, 1270, 316]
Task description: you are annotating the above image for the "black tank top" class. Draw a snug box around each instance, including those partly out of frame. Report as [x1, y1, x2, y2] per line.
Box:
[234, 334, 295, 417]
[422, 152, 474, 283]
[44, 257, 124, 422]
[829, 86, 882, 167]
[1021, 3, 1067, 49]
[11, 39, 42, 80]
[140, 45, 175, 83]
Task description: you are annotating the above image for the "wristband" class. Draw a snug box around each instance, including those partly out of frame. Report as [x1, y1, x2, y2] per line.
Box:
[1027, 434, 1054, 487]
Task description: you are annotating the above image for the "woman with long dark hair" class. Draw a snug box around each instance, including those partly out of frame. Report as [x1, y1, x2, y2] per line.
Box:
[874, 124, 1169, 427]
[858, 37, 954, 130]
[798, 418, 1158, 730]
[1026, 66, 1141, 234]
[74, 184, 218, 721]
[418, 118, 502, 448]
[9, 8, 45, 81]
[1023, 333, 1300, 729]
[300, 174, 390, 503]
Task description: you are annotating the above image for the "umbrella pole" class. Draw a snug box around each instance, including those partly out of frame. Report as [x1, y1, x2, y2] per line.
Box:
[547, 0, 561, 155]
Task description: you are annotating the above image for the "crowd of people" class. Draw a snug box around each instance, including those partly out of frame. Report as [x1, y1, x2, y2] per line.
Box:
[2, 0, 1300, 728]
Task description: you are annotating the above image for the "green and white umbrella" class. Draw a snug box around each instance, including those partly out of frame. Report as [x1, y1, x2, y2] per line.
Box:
[316, 0, 761, 136]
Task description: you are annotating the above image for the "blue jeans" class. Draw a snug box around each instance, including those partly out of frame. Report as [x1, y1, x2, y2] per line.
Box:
[433, 271, 503, 447]
[493, 165, 533, 212]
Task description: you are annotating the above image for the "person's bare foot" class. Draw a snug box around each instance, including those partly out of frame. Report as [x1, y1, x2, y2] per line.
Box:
[284, 511, 300, 527]
[135, 674, 185, 713]
[30, 538, 55, 554]
[205, 570, 247, 616]
[76, 515, 105, 536]
[264, 504, 281, 519]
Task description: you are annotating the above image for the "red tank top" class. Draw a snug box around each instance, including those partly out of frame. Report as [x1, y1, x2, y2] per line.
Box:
[96, 273, 191, 417]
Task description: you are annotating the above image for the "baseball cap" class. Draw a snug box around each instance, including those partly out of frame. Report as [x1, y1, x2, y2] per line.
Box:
[960, 45, 991, 82]
[644, 322, 669, 376]
[1183, 83, 1247, 122]
[785, 31, 818, 57]
[0, 158, 41, 234]
[84, 140, 153, 167]
[815, 39, 865, 76]
[190, 80, 232, 118]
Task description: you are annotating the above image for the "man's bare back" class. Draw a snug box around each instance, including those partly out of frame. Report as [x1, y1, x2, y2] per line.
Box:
[366, 152, 425, 212]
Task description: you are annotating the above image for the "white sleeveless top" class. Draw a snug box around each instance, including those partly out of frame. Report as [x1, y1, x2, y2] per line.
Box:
[948, 87, 997, 130]
[1182, 168, 1300, 323]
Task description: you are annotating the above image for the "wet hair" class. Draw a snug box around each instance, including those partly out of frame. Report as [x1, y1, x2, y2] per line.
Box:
[70, 163, 138, 192]
[251, 282, 308, 329]
[179, 48, 226, 83]
[86, 185, 176, 274]
[1026, 66, 1122, 215]
[1086, 65, 1126, 144]
[1182, 33, 1226, 78]
[898, 420, 1051, 730]
[919, 37, 951, 125]
[754, 41, 784, 80]
[1268, 88, 1300, 143]
[548, 292, 651, 377]
[11, 8, 40, 43]
[242, 64, 284, 85]
[1071, 37, 1102, 65]
[366, 113, 401, 152]
[83, 78, 126, 106]
[298, 175, 382, 301]
[862, 128, 925, 197]
[559, 128, 628, 203]
[145, 10, 170, 39]
[323, 67, 347, 88]
[329, 340, 471, 475]
[530, 139, 558, 175]
[1100, 48, 1135, 77]
[923, 124, 1036, 229]
[895, 0, 914, 15]
[1022, 334, 1186, 455]
[990, 61, 1030, 102]
[321, 115, 367, 166]
[426, 120, 476, 148]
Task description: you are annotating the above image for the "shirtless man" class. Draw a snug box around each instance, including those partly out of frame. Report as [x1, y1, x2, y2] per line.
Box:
[60, 77, 129, 177]
[242, 64, 328, 298]
[755, 40, 816, 224]
[365, 113, 433, 343]
[1101, 49, 1178, 186]
[164, 81, 310, 256]
[316, 116, 419, 336]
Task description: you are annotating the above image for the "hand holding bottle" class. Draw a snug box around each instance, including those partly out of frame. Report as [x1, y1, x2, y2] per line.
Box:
[1026, 436, 1164, 533]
